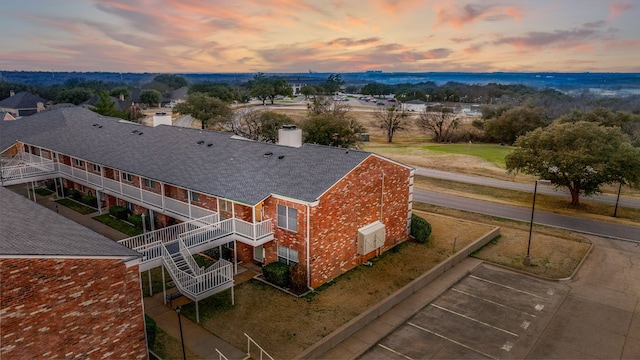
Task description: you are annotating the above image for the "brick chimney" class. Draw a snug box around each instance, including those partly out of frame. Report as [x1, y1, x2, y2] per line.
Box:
[9, 90, 15, 97]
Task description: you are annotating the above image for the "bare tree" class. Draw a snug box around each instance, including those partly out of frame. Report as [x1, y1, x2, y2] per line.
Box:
[373, 106, 409, 143]
[416, 106, 460, 143]
[228, 109, 292, 143]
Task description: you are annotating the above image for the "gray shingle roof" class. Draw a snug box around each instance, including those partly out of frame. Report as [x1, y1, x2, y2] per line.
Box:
[0, 91, 48, 109]
[0, 107, 379, 205]
[0, 187, 141, 258]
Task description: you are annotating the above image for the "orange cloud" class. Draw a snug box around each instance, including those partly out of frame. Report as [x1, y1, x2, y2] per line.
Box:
[434, 2, 524, 29]
[609, 1, 633, 18]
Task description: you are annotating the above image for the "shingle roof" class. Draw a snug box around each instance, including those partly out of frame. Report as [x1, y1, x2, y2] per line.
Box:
[0, 91, 48, 109]
[0, 187, 141, 258]
[0, 107, 381, 205]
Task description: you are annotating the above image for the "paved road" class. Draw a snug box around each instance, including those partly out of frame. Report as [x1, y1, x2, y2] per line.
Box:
[414, 189, 640, 242]
[415, 167, 640, 209]
[174, 115, 195, 128]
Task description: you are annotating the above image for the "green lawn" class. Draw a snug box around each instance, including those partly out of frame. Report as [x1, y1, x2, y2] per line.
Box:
[421, 143, 513, 166]
[55, 198, 95, 215]
[92, 214, 142, 236]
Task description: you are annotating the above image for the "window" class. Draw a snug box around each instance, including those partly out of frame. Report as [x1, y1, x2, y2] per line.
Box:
[277, 204, 298, 232]
[121, 172, 132, 182]
[92, 164, 101, 172]
[125, 201, 135, 212]
[74, 159, 84, 167]
[184, 190, 198, 202]
[144, 178, 156, 189]
[219, 199, 232, 212]
[278, 245, 298, 265]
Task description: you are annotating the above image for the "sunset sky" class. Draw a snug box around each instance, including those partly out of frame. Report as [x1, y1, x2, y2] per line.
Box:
[2, 0, 639, 73]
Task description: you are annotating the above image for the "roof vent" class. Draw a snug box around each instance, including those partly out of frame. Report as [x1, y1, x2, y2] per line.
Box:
[197, 140, 205, 145]
[207, 143, 213, 147]
[278, 155, 285, 159]
[132, 130, 139, 134]
[138, 132, 143, 135]
[264, 152, 273, 157]
[98, 125, 103, 128]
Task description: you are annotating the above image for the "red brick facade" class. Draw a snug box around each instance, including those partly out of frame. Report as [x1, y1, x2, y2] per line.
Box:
[0, 258, 147, 359]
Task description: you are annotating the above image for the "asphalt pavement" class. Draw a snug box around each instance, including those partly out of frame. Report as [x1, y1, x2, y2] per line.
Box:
[414, 189, 640, 242]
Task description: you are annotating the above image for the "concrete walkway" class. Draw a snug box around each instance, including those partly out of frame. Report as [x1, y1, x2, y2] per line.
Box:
[8, 186, 249, 359]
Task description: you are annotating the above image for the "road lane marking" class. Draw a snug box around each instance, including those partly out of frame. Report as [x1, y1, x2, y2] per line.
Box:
[469, 275, 549, 299]
[408, 322, 499, 360]
[451, 288, 537, 318]
[431, 304, 519, 337]
[501, 341, 514, 351]
[521, 320, 531, 330]
[377, 344, 414, 360]
[535, 304, 545, 311]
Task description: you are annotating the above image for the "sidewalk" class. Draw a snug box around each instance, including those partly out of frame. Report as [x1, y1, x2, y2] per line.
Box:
[11, 187, 249, 359]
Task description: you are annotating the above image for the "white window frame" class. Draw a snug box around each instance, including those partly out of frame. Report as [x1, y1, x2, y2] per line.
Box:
[277, 245, 298, 265]
[277, 204, 298, 232]
[220, 199, 232, 212]
[121, 172, 132, 182]
[184, 190, 198, 202]
[144, 178, 156, 189]
[74, 159, 84, 167]
[92, 164, 101, 172]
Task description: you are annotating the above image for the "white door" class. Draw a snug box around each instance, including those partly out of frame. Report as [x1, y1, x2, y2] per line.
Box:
[254, 245, 264, 263]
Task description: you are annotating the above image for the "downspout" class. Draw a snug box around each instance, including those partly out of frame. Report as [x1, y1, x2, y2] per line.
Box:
[306, 203, 311, 290]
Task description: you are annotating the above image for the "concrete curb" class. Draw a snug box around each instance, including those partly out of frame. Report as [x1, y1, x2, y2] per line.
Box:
[295, 225, 500, 359]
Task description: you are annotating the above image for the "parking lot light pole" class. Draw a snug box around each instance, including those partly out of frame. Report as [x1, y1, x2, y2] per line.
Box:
[524, 179, 551, 266]
[175, 306, 186, 360]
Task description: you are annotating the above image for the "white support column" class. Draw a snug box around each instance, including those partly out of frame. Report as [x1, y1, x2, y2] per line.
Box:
[160, 183, 166, 212]
[234, 240, 238, 275]
[231, 286, 235, 305]
[149, 209, 156, 231]
[97, 190, 102, 215]
[231, 200, 236, 232]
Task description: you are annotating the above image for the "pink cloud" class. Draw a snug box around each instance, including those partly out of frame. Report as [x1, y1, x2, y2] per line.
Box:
[492, 23, 607, 52]
[609, 1, 634, 18]
[434, 2, 523, 29]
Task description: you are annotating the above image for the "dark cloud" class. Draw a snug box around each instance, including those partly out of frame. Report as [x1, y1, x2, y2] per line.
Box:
[327, 37, 380, 47]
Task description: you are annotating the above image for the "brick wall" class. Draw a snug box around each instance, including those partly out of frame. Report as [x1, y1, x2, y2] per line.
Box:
[309, 155, 411, 288]
[0, 258, 147, 359]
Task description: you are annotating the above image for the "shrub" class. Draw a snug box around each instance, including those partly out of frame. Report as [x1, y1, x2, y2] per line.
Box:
[128, 213, 151, 230]
[263, 262, 291, 288]
[109, 206, 129, 220]
[290, 263, 308, 294]
[411, 214, 432, 244]
[44, 180, 56, 192]
[67, 189, 82, 201]
[81, 195, 97, 208]
[144, 314, 157, 347]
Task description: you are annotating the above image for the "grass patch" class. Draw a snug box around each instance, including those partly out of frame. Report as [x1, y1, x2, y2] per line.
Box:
[150, 326, 201, 360]
[179, 215, 492, 359]
[92, 214, 142, 236]
[34, 187, 53, 196]
[141, 266, 174, 296]
[55, 198, 95, 214]
[421, 143, 513, 166]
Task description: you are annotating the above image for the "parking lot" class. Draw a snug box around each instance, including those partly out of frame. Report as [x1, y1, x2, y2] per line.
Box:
[360, 265, 570, 359]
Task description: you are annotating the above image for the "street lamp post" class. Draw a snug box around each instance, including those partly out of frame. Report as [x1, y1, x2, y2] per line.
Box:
[175, 306, 186, 360]
[524, 179, 551, 266]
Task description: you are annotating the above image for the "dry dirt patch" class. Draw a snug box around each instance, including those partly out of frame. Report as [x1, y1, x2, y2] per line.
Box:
[185, 214, 494, 359]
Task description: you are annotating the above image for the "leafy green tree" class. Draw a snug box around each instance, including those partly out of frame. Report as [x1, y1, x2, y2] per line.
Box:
[90, 91, 116, 116]
[417, 106, 460, 143]
[173, 92, 232, 129]
[485, 106, 549, 144]
[110, 86, 131, 99]
[230, 110, 293, 143]
[248, 74, 293, 105]
[189, 82, 238, 103]
[139, 89, 162, 107]
[153, 74, 188, 90]
[56, 87, 93, 105]
[302, 114, 363, 148]
[373, 106, 409, 143]
[299, 85, 317, 100]
[324, 73, 344, 94]
[556, 107, 640, 147]
[506, 121, 640, 206]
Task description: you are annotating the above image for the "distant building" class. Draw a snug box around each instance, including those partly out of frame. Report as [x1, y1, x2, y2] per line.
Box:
[0, 91, 48, 117]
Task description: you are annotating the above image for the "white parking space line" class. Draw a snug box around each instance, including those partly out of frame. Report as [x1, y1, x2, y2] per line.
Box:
[451, 288, 537, 318]
[408, 322, 499, 360]
[431, 304, 520, 337]
[377, 344, 414, 360]
[469, 275, 549, 299]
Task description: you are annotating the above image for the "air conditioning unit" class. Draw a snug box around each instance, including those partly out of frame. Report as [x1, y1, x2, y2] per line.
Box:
[357, 221, 386, 255]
